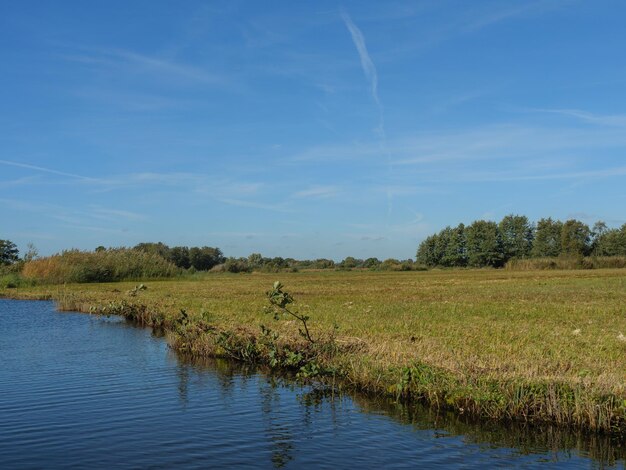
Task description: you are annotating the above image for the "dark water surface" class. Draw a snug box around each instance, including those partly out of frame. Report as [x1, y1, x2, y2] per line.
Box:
[1, 299, 624, 469]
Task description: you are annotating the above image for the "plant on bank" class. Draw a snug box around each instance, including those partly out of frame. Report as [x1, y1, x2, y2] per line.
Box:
[265, 281, 315, 343]
[171, 281, 338, 380]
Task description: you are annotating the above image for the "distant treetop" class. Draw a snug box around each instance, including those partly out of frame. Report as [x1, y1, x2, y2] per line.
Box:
[416, 215, 626, 268]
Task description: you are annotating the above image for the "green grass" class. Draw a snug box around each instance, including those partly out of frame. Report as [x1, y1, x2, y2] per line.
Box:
[3, 268, 626, 433]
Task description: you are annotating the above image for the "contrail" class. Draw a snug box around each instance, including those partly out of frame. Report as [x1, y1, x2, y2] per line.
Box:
[341, 10, 380, 108]
[341, 10, 393, 219]
[0, 159, 94, 181]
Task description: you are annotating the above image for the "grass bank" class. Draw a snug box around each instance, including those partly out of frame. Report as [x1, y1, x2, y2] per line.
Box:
[2, 269, 626, 435]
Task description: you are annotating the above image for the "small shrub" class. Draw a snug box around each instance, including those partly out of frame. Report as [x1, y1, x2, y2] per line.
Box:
[0, 273, 32, 288]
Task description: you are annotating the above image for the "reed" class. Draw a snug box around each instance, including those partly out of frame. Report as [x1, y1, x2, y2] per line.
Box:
[22, 248, 179, 284]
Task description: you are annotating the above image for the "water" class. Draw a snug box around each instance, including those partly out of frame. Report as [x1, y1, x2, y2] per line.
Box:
[0, 299, 624, 469]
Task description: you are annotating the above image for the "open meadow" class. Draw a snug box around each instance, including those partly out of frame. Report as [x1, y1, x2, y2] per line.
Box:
[3, 268, 626, 433]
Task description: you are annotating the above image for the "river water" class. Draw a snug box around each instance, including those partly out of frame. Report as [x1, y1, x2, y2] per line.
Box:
[0, 299, 624, 469]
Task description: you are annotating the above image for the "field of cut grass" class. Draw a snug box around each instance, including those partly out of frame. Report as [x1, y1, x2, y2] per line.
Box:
[3, 268, 626, 433]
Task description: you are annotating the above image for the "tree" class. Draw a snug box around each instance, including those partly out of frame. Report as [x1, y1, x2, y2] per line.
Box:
[416, 234, 439, 267]
[532, 218, 563, 257]
[560, 219, 590, 257]
[312, 258, 335, 269]
[465, 220, 504, 267]
[23, 243, 39, 262]
[168, 246, 191, 269]
[590, 221, 608, 256]
[592, 223, 626, 257]
[594, 228, 620, 256]
[0, 240, 19, 265]
[363, 257, 381, 268]
[189, 246, 224, 271]
[442, 223, 467, 267]
[134, 242, 170, 259]
[223, 257, 251, 273]
[434, 227, 453, 267]
[247, 253, 264, 269]
[339, 256, 359, 269]
[499, 214, 533, 261]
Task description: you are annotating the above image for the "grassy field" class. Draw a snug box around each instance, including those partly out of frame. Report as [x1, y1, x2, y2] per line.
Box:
[3, 268, 626, 433]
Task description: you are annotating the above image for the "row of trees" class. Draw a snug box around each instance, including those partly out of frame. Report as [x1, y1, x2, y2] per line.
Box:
[219, 254, 419, 273]
[3, 238, 418, 275]
[416, 215, 626, 268]
[131, 242, 225, 271]
[5, 216, 626, 279]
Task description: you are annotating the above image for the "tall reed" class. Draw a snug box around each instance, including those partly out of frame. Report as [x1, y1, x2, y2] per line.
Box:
[22, 248, 179, 284]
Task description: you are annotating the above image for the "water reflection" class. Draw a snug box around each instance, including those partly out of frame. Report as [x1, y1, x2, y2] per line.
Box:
[260, 380, 295, 468]
[176, 354, 626, 468]
[356, 396, 626, 468]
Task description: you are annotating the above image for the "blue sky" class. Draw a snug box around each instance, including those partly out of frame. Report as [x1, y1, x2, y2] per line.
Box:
[1, 0, 625, 260]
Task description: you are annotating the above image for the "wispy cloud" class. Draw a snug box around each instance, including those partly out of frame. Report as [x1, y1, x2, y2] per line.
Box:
[458, 165, 626, 183]
[462, 1, 555, 32]
[292, 185, 339, 199]
[196, 181, 263, 196]
[0, 159, 95, 181]
[341, 9, 393, 218]
[287, 124, 626, 167]
[527, 108, 626, 127]
[383, 0, 569, 60]
[0, 198, 59, 213]
[0, 197, 145, 233]
[59, 223, 129, 234]
[90, 207, 147, 221]
[218, 198, 293, 213]
[0, 175, 42, 188]
[61, 47, 227, 85]
[341, 10, 379, 108]
[359, 235, 386, 242]
[344, 218, 431, 242]
[12, 231, 59, 241]
[71, 88, 191, 112]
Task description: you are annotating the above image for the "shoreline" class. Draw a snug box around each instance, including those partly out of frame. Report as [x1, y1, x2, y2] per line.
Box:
[2, 269, 625, 436]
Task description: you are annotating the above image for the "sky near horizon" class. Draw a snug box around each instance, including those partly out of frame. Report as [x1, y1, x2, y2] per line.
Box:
[1, 0, 625, 260]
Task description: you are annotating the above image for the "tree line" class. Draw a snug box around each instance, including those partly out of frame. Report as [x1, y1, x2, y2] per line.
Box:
[220, 254, 418, 273]
[131, 242, 225, 271]
[416, 215, 626, 268]
[2, 239, 417, 274]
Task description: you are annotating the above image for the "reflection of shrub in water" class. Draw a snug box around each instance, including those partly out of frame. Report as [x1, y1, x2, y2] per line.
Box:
[352, 393, 626, 466]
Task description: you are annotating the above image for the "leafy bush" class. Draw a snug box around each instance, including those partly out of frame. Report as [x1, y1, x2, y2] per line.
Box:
[0, 273, 34, 288]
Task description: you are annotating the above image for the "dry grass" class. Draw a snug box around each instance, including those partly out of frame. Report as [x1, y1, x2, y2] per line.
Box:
[3, 268, 626, 433]
[21, 249, 178, 283]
